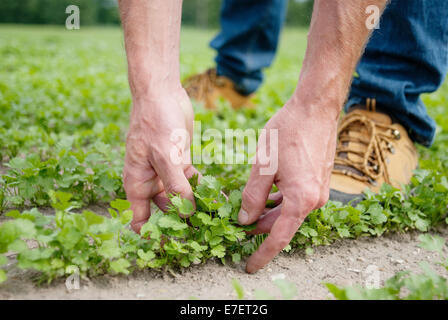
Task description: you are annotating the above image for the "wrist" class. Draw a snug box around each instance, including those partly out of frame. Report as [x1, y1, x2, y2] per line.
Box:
[128, 72, 182, 101]
[128, 87, 193, 132]
[289, 70, 348, 121]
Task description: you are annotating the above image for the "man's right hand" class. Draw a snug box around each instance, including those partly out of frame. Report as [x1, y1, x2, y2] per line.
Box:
[118, 0, 196, 232]
[123, 88, 199, 233]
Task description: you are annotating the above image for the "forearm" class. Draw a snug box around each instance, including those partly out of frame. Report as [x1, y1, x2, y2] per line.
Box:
[118, 0, 183, 99]
[293, 0, 388, 118]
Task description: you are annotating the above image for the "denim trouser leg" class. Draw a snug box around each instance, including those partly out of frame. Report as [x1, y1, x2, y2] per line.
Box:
[347, 0, 448, 147]
[210, 0, 288, 95]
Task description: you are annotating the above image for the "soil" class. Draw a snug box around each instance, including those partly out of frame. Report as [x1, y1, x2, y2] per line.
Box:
[1, 226, 447, 300]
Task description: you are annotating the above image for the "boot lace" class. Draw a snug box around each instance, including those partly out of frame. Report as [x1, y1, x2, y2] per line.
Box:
[333, 98, 401, 186]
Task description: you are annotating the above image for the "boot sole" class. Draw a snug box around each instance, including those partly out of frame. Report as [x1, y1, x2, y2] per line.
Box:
[329, 189, 364, 206]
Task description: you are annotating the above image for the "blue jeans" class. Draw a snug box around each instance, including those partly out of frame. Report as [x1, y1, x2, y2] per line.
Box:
[210, 0, 288, 96]
[210, 0, 448, 147]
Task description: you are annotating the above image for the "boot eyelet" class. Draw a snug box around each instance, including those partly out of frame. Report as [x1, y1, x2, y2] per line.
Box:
[387, 142, 395, 154]
[392, 129, 401, 140]
[368, 178, 378, 186]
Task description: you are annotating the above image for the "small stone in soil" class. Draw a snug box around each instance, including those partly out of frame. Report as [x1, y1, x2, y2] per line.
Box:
[347, 268, 361, 273]
[391, 258, 404, 265]
[271, 273, 286, 281]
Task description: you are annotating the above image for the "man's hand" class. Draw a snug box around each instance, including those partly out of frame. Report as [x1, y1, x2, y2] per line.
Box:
[118, 0, 199, 232]
[240, 97, 338, 273]
[239, 0, 389, 273]
[123, 89, 199, 233]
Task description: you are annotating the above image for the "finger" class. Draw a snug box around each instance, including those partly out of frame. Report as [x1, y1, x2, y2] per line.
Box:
[129, 199, 151, 233]
[239, 164, 274, 225]
[268, 191, 283, 206]
[152, 159, 196, 217]
[152, 165, 201, 212]
[245, 199, 305, 274]
[153, 190, 169, 212]
[179, 165, 201, 217]
[248, 205, 282, 235]
[123, 163, 158, 234]
[181, 145, 202, 182]
[184, 165, 202, 181]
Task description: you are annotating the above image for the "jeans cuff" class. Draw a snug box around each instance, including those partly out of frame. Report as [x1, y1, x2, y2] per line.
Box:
[344, 96, 364, 113]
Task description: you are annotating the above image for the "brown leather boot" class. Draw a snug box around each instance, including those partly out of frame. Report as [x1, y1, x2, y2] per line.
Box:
[329, 98, 419, 204]
[183, 68, 254, 109]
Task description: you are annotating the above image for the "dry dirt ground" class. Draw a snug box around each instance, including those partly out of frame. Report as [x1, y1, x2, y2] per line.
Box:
[1, 225, 447, 300]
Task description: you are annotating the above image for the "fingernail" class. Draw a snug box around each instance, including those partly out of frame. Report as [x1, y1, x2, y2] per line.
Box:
[238, 209, 249, 225]
[245, 264, 256, 274]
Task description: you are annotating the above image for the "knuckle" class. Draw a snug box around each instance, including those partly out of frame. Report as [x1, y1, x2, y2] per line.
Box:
[300, 187, 321, 209]
[122, 171, 133, 188]
[123, 177, 136, 194]
[124, 185, 143, 199]
[125, 138, 148, 160]
[242, 188, 262, 210]
[130, 222, 139, 233]
[317, 192, 329, 208]
[165, 183, 189, 196]
[316, 198, 327, 209]
[122, 172, 140, 193]
[273, 237, 290, 252]
[184, 165, 198, 179]
[131, 220, 145, 234]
